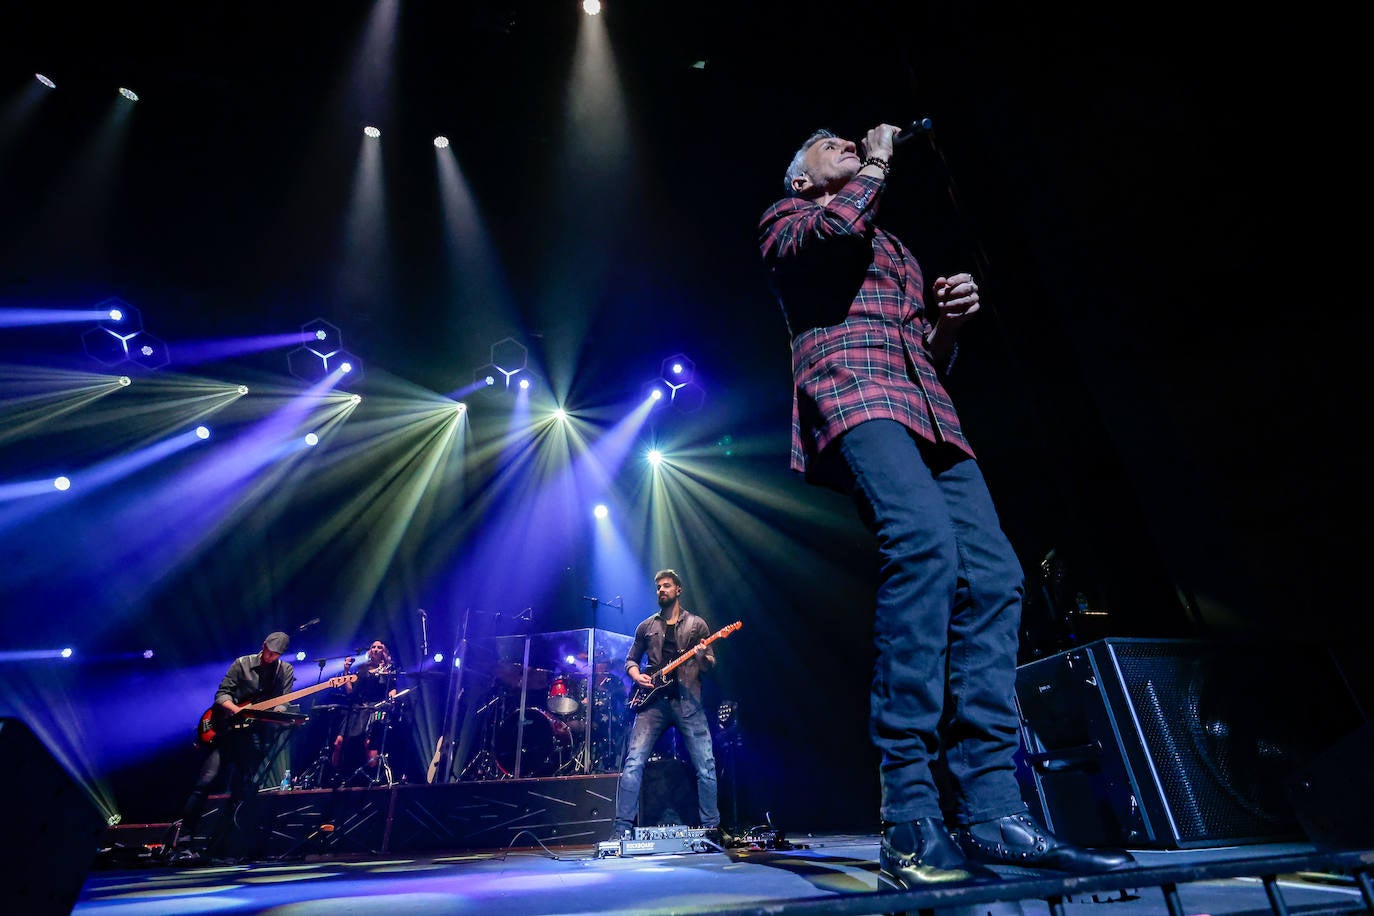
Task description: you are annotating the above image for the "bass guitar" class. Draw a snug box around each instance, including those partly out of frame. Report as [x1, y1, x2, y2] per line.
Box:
[627, 621, 741, 712]
[195, 674, 356, 749]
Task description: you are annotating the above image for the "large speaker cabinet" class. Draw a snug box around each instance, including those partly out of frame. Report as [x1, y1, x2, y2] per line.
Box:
[1014, 638, 1366, 849]
[1, 717, 108, 915]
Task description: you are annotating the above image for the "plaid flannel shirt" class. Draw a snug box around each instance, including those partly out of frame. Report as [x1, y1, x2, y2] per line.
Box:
[758, 171, 973, 482]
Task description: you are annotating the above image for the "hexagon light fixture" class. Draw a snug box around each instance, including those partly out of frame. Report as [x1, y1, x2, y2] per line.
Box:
[473, 337, 531, 390]
[80, 298, 170, 372]
[287, 318, 362, 386]
[657, 352, 704, 413]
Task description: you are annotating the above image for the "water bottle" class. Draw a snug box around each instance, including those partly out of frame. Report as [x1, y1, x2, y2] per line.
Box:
[280, 769, 292, 791]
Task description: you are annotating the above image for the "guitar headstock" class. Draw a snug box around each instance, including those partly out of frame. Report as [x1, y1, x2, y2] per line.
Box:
[722, 621, 742, 635]
[332, 674, 359, 687]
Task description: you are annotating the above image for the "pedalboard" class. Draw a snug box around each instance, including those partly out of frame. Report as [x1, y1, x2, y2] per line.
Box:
[595, 825, 713, 858]
[592, 823, 807, 857]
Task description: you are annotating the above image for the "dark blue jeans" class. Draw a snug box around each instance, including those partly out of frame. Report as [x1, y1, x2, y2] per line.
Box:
[613, 693, 719, 829]
[838, 419, 1028, 828]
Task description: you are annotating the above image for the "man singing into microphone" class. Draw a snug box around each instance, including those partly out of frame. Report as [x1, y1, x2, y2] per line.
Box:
[758, 125, 1134, 889]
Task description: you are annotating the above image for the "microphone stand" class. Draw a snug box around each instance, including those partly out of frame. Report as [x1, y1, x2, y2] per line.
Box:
[312, 653, 354, 685]
[300, 653, 351, 788]
[581, 595, 623, 630]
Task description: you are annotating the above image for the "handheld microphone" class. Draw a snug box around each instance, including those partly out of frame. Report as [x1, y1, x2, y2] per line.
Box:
[894, 118, 934, 145]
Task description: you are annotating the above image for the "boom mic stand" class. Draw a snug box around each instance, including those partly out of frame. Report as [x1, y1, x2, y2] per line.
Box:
[581, 594, 623, 631]
[311, 653, 353, 685]
[297, 653, 356, 788]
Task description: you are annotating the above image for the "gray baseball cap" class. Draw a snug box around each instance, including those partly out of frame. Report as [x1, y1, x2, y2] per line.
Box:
[264, 631, 290, 653]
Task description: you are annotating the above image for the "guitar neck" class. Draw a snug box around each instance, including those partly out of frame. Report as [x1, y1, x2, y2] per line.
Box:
[655, 621, 743, 678]
[242, 676, 350, 712]
[657, 652, 693, 679]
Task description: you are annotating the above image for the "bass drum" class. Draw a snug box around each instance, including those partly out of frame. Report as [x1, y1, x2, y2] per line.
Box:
[495, 706, 571, 777]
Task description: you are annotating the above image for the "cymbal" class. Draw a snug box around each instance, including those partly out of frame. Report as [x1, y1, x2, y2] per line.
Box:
[491, 663, 550, 689]
[396, 669, 447, 679]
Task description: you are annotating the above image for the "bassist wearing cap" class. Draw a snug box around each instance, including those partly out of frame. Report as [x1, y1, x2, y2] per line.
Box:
[611, 569, 741, 847]
[170, 631, 297, 865]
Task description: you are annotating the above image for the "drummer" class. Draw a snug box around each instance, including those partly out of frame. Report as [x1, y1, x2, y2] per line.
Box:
[332, 639, 397, 783]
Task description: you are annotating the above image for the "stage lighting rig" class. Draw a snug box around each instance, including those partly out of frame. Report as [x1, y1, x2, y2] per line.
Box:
[288, 318, 362, 386]
[473, 336, 531, 391]
[80, 298, 170, 372]
[641, 352, 705, 414]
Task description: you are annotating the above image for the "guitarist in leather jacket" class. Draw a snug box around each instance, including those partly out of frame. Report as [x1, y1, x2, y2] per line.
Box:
[171, 631, 296, 865]
[610, 569, 724, 843]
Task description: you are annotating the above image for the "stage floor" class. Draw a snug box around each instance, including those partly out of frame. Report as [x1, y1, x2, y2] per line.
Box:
[74, 833, 1373, 915]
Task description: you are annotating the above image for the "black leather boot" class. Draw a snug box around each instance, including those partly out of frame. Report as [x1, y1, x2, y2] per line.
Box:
[954, 812, 1135, 872]
[878, 817, 997, 889]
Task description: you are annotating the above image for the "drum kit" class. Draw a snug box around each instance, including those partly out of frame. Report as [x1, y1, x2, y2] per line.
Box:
[460, 661, 630, 780]
[294, 676, 428, 789]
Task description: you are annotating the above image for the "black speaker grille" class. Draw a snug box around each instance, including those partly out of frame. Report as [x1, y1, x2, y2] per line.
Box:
[1110, 641, 1359, 844]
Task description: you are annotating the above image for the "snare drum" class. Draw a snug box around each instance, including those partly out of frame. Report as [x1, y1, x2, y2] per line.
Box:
[546, 674, 582, 716]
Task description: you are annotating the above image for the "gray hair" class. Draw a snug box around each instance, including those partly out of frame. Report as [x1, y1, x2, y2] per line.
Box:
[783, 129, 836, 197]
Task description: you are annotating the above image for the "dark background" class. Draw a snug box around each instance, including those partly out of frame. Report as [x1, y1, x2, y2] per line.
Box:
[0, 3, 1365, 831]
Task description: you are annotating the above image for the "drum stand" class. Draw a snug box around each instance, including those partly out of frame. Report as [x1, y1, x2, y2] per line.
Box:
[353, 695, 408, 788]
[297, 743, 335, 790]
[458, 691, 508, 781]
[557, 736, 589, 776]
[557, 708, 595, 776]
[355, 735, 394, 787]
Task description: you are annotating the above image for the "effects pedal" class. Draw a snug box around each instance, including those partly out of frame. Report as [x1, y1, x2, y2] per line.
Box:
[727, 827, 807, 851]
[634, 825, 707, 841]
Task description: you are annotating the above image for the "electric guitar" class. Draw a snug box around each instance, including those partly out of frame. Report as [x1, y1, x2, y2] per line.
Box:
[627, 621, 742, 712]
[195, 674, 355, 749]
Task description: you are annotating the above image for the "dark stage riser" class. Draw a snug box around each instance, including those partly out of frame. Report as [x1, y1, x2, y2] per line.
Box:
[184, 774, 621, 859]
